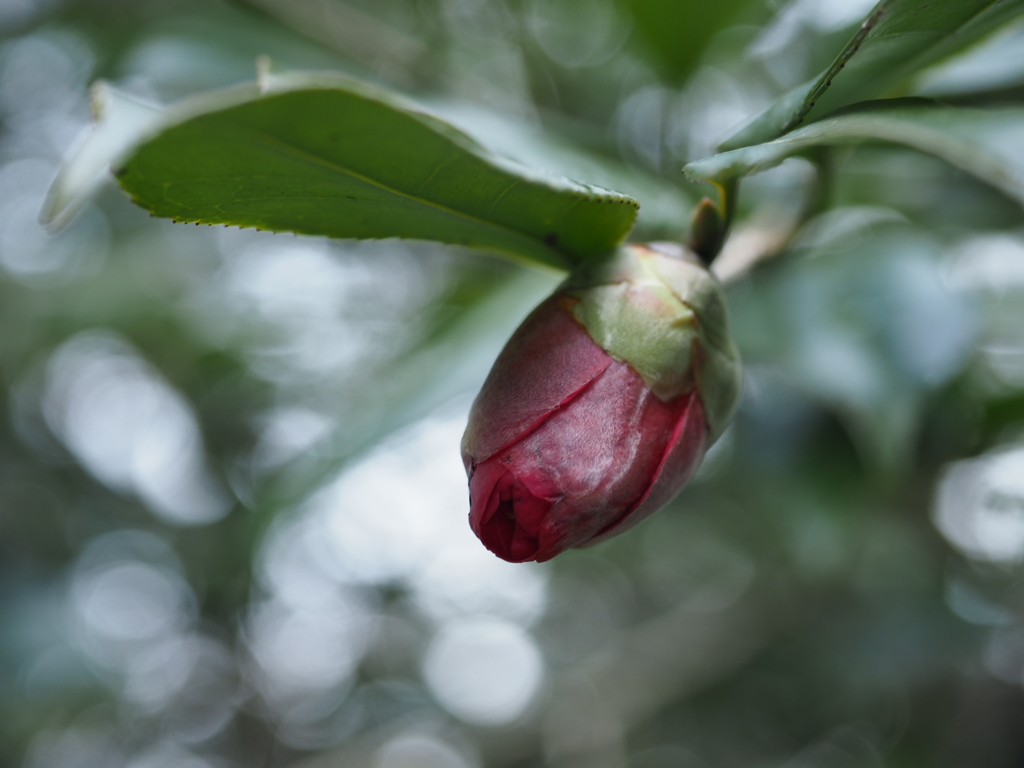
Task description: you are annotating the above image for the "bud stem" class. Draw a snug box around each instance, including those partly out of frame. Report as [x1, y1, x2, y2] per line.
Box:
[686, 178, 738, 266]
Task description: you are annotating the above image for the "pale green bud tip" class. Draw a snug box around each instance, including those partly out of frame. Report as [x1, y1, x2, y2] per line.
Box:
[563, 242, 742, 441]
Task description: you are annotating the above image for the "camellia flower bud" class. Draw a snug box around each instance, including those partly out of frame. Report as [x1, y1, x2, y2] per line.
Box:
[462, 242, 742, 562]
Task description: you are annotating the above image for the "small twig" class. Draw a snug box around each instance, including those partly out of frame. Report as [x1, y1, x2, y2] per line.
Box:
[711, 210, 801, 285]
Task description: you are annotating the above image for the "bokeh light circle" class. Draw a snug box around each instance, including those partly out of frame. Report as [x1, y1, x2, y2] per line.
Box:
[423, 617, 543, 727]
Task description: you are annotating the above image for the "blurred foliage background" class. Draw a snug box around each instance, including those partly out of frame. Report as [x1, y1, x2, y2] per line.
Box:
[4, 0, 1024, 767]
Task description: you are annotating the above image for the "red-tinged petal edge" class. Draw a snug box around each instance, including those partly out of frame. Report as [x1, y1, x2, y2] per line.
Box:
[587, 390, 708, 546]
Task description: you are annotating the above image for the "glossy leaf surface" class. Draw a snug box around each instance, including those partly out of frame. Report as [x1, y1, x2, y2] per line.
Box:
[723, 0, 1024, 150]
[424, 103, 693, 243]
[690, 99, 1024, 208]
[50, 72, 641, 270]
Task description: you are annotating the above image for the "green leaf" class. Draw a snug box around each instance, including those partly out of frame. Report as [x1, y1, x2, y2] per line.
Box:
[915, 18, 1024, 98]
[688, 99, 1024, 209]
[47, 72, 641, 271]
[426, 103, 693, 242]
[722, 0, 1024, 151]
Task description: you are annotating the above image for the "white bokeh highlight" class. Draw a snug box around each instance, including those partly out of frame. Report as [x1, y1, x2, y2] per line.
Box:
[935, 446, 1024, 564]
[251, 404, 549, 730]
[43, 332, 230, 525]
[423, 617, 544, 727]
[376, 733, 478, 768]
[314, 408, 548, 624]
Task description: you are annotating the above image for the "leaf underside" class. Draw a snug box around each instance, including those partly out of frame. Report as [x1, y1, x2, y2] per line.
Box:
[111, 73, 639, 271]
[723, 0, 1024, 151]
[688, 99, 1024, 208]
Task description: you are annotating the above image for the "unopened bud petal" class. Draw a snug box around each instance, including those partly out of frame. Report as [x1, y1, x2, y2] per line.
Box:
[462, 242, 742, 562]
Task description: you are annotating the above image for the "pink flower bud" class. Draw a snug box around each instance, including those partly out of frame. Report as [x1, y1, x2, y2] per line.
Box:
[462, 243, 742, 562]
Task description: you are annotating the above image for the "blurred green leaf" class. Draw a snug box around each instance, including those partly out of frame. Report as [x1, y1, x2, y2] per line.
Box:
[689, 99, 1024, 209]
[47, 72, 641, 271]
[722, 0, 1024, 150]
[619, 0, 761, 81]
[915, 19, 1024, 99]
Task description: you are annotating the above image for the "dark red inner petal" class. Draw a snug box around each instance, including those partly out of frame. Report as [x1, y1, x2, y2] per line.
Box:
[482, 497, 518, 559]
[472, 469, 552, 563]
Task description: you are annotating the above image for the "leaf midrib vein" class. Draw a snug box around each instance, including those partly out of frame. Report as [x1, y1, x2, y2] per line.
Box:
[790, 0, 1004, 134]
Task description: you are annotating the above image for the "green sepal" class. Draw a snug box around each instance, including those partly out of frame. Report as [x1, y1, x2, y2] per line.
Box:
[648, 249, 742, 442]
[563, 243, 742, 441]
